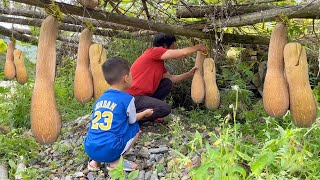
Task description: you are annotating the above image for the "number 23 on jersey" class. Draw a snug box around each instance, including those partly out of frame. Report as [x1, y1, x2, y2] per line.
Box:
[91, 111, 113, 131]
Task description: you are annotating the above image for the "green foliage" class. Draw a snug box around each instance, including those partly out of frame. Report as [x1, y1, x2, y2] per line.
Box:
[0, 129, 40, 164]
[107, 38, 150, 64]
[108, 156, 126, 180]
[0, 39, 7, 53]
[54, 55, 93, 121]
[168, 89, 320, 180]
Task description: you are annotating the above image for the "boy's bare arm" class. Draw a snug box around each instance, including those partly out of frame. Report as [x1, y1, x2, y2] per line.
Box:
[136, 109, 154, 121]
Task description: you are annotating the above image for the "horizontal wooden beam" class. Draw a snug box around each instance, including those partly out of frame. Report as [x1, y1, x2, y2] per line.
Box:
[12, 27, 79, 44]
[0, 15, 135, 39]
[176, 4, 277, 18]
[184, 1, 320, 28]
[218, 0, 320, 27]
[8, 0, 271, 44]
[0, 25, 37, 45]
[0, 7, 138, 31]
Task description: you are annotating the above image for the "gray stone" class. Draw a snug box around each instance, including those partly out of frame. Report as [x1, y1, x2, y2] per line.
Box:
[150, 172, 158, 180]
[137, 147, 150, 158]
[65, 174, 72, 179]
[181, 175, 189, 180]
[49, 174, 56, 180]
[144, 171, 152, 180]
[74, 172, 85, 177]
[87, 172, 96, 180]
[155, 154, 163, 162]
[150, 154, 157, 161]
[138, 170, 145, 180]
[53, 177, 59, 180]
[158, 172, 165, 177]
[149, 147, 169, 154]
[30, 158, 38, 165]
[191, 155, 201, 168]
[126, 155, 136, 162]
[146, 160, 153, 167]
[76, 165, 84, 172]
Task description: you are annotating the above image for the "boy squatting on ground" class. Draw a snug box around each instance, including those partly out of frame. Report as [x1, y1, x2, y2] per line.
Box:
[84, 57, 154, 171]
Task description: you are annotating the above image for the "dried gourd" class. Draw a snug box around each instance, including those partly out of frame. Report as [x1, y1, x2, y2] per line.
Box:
[203, 58, 220, 110]
[74, 28, 93, 103]
[263, 23, 289, 117]
[31, 15, 61, 144]
[191, 51, 205, 104]
[89, 44, 109, 100]
[80, 0, 99, 9]
[284, 43, 317, 128]
[13, 49, 28, 85]
[4, 40, 16, 80]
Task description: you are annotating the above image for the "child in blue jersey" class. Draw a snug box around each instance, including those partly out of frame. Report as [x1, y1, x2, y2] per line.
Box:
[84, 57, 154, 171]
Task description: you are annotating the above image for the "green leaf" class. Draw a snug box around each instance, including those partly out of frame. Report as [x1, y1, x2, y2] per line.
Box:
[156, 164, 164, 174]
[0, 39, 7, 53]
[236, 151, 252, 161]
[195, 130, 203, 148]
[232, 165, 247, 178]
[128, 170, 139, 180]
[109, 156, 125, 180]
[251, 151, 275, 176]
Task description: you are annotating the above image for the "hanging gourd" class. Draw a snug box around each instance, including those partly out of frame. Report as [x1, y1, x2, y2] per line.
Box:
[4, 40, 16, 80]
[284, 43, 317, 128]
[30, 15, 61, 144]
[191, 51, 205, 104]
[203, 58, 220, 110]
[263, 23, 289, 117]
[13, 49, 28, 85]
[80, 0, 99, 9]
[89, 44, 110, 100]
[74, 28, 93, 103]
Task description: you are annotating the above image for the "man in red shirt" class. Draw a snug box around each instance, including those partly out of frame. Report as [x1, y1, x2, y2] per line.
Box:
[126, 33, 207, 123]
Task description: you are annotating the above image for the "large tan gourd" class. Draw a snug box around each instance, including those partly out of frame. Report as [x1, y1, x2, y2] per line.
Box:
[203, 58, 220, 110]
[13, 49, 28, 85]
[4, 40, 16, 80]
[284, 43, 317, 128]
[191, 51, 206, 104]
[89, 44, 109, 100]
[74, 28, 93, 103]
[31, 15, 61, 144]
[263, 23, 289, 117]
[80, 0, 99, 9]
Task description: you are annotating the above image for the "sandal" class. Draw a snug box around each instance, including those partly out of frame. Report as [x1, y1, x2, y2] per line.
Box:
[106, 160, 137, 172]
[87, 161, 100, 171]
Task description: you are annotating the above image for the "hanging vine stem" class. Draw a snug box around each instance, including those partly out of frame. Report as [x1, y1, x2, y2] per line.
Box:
[44, 1, 64, 22]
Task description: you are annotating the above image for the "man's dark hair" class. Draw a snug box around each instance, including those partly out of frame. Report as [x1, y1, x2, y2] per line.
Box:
[153, 33, 176, 48]
[102, 57, 130, 85]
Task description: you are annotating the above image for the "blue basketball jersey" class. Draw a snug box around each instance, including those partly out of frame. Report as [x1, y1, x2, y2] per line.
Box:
[84, 89, 139, 162]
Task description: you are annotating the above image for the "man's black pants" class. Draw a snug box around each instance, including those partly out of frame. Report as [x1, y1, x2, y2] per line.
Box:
[134, 78, 172, 122]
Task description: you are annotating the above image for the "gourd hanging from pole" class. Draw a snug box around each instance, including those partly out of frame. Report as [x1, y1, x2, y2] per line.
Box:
[284, 43, 317, 128]
[30, 15, 61, 144]
[13, 49, 28, 85]
[4, 39, 16, 80]
[74, 28, 94, 103]
[203, 58, 220, 110]
[263, 23, 289, 118]
[191, 51, 206, 104]
[89, 43, 110, 100]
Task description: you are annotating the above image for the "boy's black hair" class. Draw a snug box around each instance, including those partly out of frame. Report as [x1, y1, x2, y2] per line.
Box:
[152, 33, 177, 48]
[102, 57, 130, 85]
